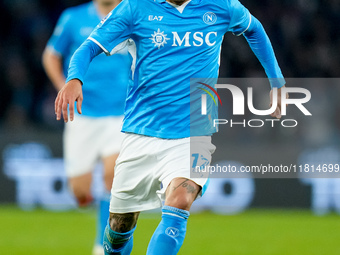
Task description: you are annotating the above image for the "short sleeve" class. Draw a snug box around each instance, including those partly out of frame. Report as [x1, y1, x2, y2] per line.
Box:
[89, 0, 133, 56]
[47, 10, 73, 56]
[227, 0, 252, 36]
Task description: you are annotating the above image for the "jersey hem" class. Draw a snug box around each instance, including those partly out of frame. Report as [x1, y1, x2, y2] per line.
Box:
[122, 127, 190, 139]
[122, 127, 215, 139]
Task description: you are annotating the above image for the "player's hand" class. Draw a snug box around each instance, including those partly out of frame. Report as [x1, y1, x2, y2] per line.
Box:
[55, 79, 83, 122]
[270, 85, 288, 119]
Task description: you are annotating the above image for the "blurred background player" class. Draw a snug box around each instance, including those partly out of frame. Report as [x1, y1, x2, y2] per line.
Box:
[42, 0, 131, 254]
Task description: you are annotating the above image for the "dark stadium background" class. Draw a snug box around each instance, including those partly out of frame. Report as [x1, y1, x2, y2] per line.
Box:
[1, 0, 340, 212]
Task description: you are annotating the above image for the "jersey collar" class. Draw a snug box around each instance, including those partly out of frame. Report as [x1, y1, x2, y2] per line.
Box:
[154, 0, 201, 6]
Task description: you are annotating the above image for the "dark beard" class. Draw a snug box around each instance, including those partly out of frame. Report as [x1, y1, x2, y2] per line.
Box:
[170, 0, 188, 5]
[100, 0, 115, 6]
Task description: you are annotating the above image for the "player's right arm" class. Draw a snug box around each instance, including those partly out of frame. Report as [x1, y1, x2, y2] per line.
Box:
[55, 40, 102, 122]
[55, 0, 134, 122]
[43, 9, 73, 91]
[42, 49, 65, 91]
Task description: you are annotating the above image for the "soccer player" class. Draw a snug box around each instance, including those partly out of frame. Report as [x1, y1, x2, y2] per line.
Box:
[55, 0, 286, 254]
[42, 0, 131, 254]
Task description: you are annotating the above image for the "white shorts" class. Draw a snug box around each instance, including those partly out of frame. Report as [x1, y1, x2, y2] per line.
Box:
[109, 133, 216, 213]
[63, 115, 124, 177]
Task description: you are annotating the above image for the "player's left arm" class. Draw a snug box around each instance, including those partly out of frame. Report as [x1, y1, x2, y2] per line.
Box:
[243, 16, 286, 118]
[227, 0, 286, 119]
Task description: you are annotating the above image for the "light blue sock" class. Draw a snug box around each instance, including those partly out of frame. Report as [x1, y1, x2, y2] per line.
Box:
[96, 192, 111, 246]
[103, 223, 135, 255]
[146, 206, 190, 255]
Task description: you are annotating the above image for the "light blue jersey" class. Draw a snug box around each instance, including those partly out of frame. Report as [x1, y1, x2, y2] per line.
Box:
[69, 0, 284, 138]
[48, 2, 131, 117]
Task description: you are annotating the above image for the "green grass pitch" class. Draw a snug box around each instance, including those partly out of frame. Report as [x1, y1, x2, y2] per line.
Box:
[0, 205, 339, 254]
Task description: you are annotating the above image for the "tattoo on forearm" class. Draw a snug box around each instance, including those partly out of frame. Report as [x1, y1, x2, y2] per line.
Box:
[173, 179, 197, 194]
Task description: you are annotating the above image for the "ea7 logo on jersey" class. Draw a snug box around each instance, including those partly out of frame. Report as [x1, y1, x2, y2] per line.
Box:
[148, 15, 163, 21]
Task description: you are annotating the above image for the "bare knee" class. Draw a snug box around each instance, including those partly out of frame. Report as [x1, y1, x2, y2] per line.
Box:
[103, 153, 118, 192]
[103, 171, 114, 192]
[164, 178, 201, 211]
[69, 173, 92, 206]
[165, 196, 193, 211]
[109, 212, 140, 233]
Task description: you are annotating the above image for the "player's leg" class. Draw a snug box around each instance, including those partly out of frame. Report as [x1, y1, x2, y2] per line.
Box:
[94, 153, 119, 254]
[103, 212, 139, 255]
[64, 116, 113, 255]
[69, 172, 93, 206]
[103, 153, 118, 191]
[64, 116, 98, 206]
[147, 136, 215, 255]
[105, 133, 168, 254]
[95, 116, 125, 254]
[146, 178, 200, 255]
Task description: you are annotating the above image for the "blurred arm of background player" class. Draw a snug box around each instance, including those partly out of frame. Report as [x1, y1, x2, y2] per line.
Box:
[42, 49, 65, 92]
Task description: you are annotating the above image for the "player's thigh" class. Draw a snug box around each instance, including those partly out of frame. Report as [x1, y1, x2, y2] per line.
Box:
[99, 116, 125, 190]
[102, 153, 119, 191]
[64, 114, 123, 179]
[109, 134, 164, 213]
[63, 116, 102, 177]
[159, 136, 216, 203]
[99, 115, 124, 159]
[69, 171, 92, 196]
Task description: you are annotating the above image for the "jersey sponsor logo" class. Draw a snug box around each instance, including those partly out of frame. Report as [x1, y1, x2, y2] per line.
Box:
[203, 12, 217, 25]
[150, 29, 218, 49]
[172, 32, 217, 47]
[165, 227, 180, 238]
[150, 29, 171, 49]
[148, 15, 164, 21]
